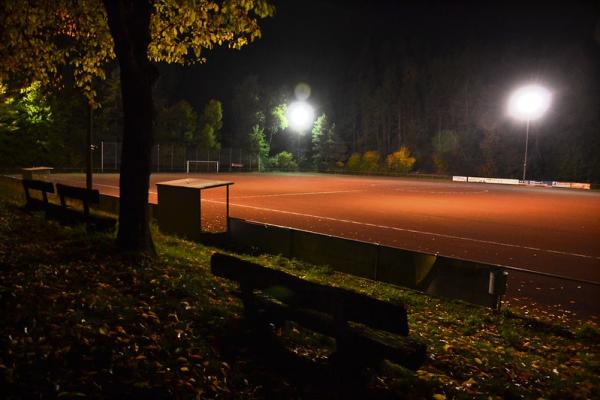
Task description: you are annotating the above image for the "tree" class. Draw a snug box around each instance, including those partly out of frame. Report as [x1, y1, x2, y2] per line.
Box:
[197, 99, 223, 150]
[311, 113, 327, 169]
[312, 113, 346, 171]
[248, 125, 269, 171]
[95, 68, 124, 142]
[346, 153, 361, 171]
[360, 150, 381, 173]
[432, 130, 459, 174]
[0, 82, 55, 167]
[269, 151, 297, 171]
[385, 147, 416, 174]
[0, 0, 274, 254]
[267, 102, 288, 145]
[155, 100, 197, 144]
[230, 75, 264, 149]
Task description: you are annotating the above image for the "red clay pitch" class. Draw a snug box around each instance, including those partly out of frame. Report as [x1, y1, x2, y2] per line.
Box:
[53, 172, 600, 284]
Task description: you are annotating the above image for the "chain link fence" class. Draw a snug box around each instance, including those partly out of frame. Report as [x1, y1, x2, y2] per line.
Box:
[98, 142, 259, 173]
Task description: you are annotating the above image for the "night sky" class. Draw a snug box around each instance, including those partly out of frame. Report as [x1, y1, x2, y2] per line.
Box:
[164, 0, 599, 105]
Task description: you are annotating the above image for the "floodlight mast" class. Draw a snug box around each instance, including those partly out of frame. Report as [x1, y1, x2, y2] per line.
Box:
[508, 84, 551, 180]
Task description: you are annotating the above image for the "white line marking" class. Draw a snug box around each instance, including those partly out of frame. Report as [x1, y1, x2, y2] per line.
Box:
[58, 179, 599, 261]
[393, 188, 489, 194]
[234, 189, 362, 199]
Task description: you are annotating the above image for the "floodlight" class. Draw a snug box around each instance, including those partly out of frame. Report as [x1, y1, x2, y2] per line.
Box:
[508, 84, 551, 121]
[507, 83, 552, 180]
[287, 101, 315, 133]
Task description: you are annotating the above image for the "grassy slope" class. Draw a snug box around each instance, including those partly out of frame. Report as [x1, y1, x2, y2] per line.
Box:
[0, 184, 598, 399]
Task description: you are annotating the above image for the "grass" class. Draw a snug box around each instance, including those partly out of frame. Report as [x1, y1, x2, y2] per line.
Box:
[0, 181, 598, 399]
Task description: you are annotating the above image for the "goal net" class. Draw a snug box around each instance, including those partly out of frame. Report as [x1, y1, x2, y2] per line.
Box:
[186, 160, 219, 173]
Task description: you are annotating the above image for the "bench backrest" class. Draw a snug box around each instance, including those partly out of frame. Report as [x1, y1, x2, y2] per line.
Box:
[56, 183, 100, 204]
[211, 252, 409, 335]
[22, 179, 55, 193]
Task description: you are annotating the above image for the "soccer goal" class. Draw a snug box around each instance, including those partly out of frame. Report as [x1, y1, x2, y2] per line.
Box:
[186, 160, 219, 174]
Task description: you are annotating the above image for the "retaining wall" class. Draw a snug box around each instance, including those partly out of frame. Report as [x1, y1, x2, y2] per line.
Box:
[229, 218, 507, 308]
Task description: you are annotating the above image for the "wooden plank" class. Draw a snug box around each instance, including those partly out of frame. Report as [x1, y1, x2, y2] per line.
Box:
[22, 179, 54, 193]
[55, 184, 100, 203]
[22, 179, 55, 209]
[211, 252, 409, 335]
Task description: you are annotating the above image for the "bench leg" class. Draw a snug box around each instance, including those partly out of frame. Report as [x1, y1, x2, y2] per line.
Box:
[23, 187, 32, 207]
[83, 201, 91, 231]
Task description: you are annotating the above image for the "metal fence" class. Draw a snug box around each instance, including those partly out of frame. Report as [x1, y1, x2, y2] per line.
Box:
[98, 142, 259, 173]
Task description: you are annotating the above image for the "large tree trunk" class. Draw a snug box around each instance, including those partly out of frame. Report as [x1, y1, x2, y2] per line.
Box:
[104, 0, 157, 254]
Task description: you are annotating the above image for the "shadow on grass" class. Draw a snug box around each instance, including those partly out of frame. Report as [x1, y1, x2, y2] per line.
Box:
[217, 318, 430, 400]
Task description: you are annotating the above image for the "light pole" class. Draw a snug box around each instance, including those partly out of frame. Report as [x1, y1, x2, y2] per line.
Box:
[508, 84, 551, 180]
[286, 100, 315, 161]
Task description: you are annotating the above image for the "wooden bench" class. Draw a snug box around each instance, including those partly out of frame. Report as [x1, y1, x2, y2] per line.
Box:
[211, 252, 426, 376]
[52, 184, 115, 231]
[56, 183, 100, 220]
[22, 179, 55, 211]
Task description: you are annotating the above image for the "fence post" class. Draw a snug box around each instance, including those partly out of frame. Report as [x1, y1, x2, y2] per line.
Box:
[115, 142, 118, 170]
[171, 144, 174, 171]
[157, 144, 160, 172]
[100, 141, 104, 173]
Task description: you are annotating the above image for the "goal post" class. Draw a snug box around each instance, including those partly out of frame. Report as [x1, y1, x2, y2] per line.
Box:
[186, 160, 219, 174]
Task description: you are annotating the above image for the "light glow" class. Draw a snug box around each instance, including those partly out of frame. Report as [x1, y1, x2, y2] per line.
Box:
[508, 84, 552, 121]
[287, 101, 315, 132]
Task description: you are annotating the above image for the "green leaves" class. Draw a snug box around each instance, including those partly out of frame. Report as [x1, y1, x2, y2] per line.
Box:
[0, 0, 114, 107]
[1, 0, 273, 106]
[149, 0, 273, 64]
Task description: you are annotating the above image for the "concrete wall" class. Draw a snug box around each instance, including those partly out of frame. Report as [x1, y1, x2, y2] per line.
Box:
[228, 218, 507, 309]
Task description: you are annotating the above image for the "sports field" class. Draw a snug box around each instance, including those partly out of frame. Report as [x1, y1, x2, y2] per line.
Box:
[54, 172, 600, 312]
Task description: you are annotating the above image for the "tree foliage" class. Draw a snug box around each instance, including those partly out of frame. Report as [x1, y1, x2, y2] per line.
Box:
[269, 151, 297, 171]
[311, 113, 346, 171]
[155, 100, 198, 144]
[197, 99, 223, 150]
[248, 124, 269, 171]
[360, 150, 381, 173]
[346, 153, 361, 172]
[385, 147, 416, 174]
[0, 81, 90, 169]
[0, 0, 274, 106]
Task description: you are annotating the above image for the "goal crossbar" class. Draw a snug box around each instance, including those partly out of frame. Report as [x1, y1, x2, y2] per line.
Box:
[186, 160, 219, 173]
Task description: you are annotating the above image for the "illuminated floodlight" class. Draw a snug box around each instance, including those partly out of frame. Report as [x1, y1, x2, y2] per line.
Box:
[287, 101, 315, 133]
[507, 83, 552, 180]
[508, 84, 551, 121]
